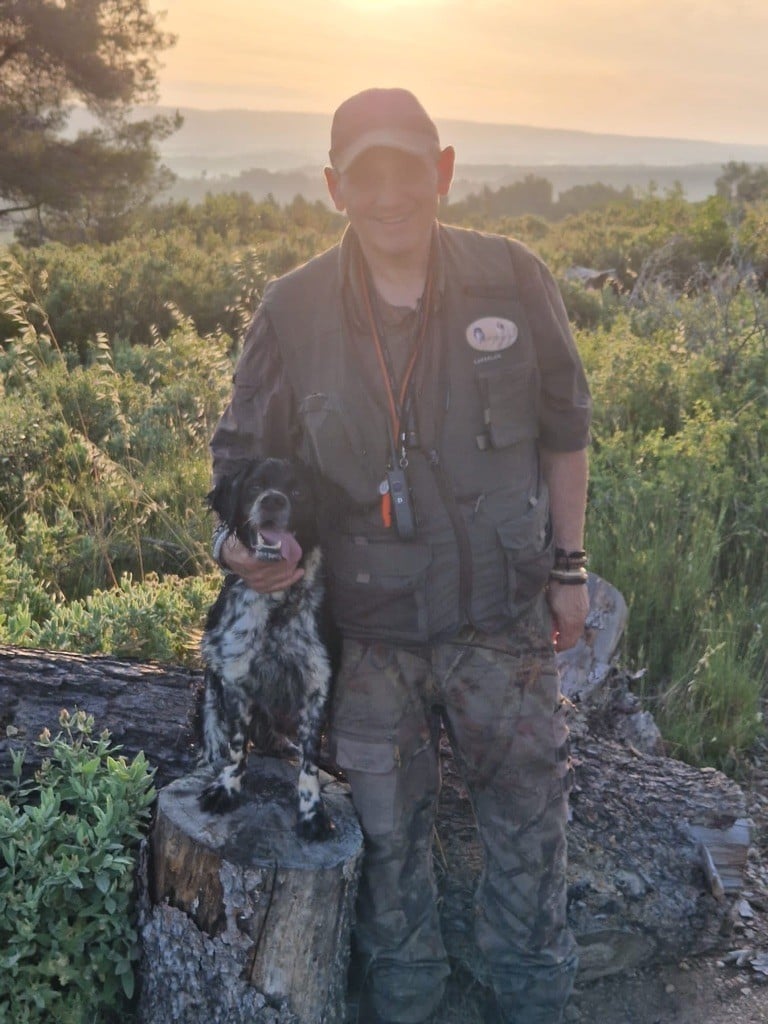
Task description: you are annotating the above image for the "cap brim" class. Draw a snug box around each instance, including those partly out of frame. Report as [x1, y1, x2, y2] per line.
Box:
[332, 129, 440, 173]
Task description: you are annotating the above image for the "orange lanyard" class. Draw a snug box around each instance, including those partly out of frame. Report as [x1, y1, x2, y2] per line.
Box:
[356, 255, 433, 527]
[357, 256, 433, 454]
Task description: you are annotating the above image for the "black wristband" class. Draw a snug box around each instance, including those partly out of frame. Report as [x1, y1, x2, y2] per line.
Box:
[549, 566, 588, 585]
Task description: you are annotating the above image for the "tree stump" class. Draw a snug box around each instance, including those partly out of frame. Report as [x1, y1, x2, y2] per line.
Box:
[139, 760, 364, 1024]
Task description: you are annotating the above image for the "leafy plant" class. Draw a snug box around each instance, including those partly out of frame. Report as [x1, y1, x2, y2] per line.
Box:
[25, 571, 220, 665]
[0, 710, 156, 1023]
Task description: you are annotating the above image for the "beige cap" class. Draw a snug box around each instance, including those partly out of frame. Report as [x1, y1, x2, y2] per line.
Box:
[329, 88, 441, 173]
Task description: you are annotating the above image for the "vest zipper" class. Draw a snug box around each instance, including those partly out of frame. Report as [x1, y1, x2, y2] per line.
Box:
[428, 448, 473, 624]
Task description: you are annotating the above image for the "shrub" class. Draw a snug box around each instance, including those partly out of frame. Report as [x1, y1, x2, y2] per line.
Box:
[0, 710, 155, 1023]
[0, 523, 56, 638]
[26, 571, 221, 665]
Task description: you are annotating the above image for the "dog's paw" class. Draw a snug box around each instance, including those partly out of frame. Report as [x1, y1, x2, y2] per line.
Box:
[199, 778, 242, 814]
[296, 805, 334, 842]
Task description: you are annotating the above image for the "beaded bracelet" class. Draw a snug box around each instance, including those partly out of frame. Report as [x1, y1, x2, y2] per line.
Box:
[553, 548, 588, 571]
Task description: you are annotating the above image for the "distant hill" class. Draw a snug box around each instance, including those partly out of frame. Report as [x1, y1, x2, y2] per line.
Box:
[66, 106, 768, 204]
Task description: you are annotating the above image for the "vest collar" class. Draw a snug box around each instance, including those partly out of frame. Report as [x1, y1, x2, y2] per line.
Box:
[337, 222, 446, 330]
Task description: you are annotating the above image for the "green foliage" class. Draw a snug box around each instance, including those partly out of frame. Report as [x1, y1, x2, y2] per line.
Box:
[0, 710, 155, 1023]
[0, 523, 56, 638]
[0, 255, 230, 602]
[2, 175, 767, 769]
[26, 571, 221, 664]
[13, 231, 242, 352]
[582, 278, 768, 767]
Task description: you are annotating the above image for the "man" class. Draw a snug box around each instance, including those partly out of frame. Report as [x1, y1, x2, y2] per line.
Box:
[210, 88, 591, 1024]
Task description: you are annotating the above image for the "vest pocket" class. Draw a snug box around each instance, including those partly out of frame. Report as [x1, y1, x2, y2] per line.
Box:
[496, 499, 554, 614]
[297, 392, 380, 505]
[326, 537, 432, 643]
[475, 366, 539, 449]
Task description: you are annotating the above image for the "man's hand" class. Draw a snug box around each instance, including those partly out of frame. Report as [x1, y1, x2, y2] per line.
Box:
[220, 534, 304, 593]
[547, 581, 589, 652]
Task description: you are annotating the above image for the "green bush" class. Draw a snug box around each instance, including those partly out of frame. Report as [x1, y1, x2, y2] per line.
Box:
[0, 710, 155, 1023]
[583, 281, 768, 766]
[0, 523, 56, 638]
[14, 232, 242, 354]
[27, 571, 220, 664]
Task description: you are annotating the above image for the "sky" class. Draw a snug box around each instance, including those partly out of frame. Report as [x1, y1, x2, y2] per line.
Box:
[147, 0, 768, 146]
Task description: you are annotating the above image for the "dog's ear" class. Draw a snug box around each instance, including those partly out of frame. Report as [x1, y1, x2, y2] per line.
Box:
[207, 468, 247, 529]
[208, 460, 265, 530]
[207, 477, 235, 527]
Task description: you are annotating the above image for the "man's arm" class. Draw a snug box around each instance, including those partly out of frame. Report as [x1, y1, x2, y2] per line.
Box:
[210, 309, 304, 592]
[540, 446, 589, 652]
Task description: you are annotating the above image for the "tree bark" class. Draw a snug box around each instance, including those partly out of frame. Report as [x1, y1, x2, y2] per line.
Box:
[0, 643, 198, 786]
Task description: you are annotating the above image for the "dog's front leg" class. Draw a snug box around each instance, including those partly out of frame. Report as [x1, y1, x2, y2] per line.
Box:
[296, 663, 334, 841]
[199, 692, 251, 813]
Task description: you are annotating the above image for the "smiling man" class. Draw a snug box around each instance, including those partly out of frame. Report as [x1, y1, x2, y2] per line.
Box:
[210, 88, 591, 1024]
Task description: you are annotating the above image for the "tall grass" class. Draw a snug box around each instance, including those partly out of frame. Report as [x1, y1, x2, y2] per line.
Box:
[582, 273, 768, 767]
[0, 252, 231, 658]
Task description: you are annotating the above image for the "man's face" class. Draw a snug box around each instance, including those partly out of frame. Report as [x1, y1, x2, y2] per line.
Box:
[325, 146, 454, 266]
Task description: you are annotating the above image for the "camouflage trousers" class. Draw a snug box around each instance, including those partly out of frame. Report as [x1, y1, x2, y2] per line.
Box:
[330, 600, 577, 1024]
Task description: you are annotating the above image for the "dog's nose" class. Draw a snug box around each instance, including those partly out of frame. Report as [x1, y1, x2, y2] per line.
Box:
[259, 491, 288, 516]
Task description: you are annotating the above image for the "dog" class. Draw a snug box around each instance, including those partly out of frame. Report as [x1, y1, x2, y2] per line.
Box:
[197, 457, 337, 840]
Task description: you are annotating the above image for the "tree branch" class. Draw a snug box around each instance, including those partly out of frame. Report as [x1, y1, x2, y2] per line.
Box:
[0, 202, 38, 217]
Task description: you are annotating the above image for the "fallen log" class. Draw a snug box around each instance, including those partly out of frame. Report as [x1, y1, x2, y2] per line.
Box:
[0, 643, 198, 785]
[0, 576, 752, 990]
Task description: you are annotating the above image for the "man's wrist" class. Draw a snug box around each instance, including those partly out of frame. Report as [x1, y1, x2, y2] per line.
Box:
[212, 523, 232, 571]
[550, 547, 588, 584]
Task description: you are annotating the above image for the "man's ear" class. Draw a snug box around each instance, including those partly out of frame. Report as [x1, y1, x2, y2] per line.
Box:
[324, 166, 346, 212]
[436, 146, 455, 197]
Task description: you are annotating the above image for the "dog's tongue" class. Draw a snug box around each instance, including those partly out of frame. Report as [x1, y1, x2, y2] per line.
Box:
[258, 529, 302, 564]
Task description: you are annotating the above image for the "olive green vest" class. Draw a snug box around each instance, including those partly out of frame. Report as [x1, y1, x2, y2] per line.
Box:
[262, 224, 553, 643]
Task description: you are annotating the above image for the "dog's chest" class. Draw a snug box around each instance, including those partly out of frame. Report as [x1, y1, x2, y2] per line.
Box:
[202, 583, 317, 685]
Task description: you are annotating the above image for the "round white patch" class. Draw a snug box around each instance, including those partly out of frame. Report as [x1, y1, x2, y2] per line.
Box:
[465, 317, 519, 352]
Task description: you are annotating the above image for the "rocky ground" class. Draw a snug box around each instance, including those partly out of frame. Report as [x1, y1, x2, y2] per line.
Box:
[431, 726, 768, 1024]
[565, 731, 768, 1024]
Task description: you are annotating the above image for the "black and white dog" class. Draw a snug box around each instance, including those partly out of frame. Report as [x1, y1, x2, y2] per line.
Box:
[198, 458, 337, 840]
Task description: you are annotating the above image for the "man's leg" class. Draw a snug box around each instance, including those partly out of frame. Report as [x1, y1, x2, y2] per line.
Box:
[330, 640, 449, 1024]
[436, 606, 578, 1024]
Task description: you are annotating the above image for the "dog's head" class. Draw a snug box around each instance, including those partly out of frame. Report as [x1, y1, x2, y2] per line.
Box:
[208, 458, 318, 560]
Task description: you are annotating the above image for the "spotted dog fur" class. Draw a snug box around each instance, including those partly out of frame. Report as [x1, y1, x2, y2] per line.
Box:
[198, 458, 337, 840]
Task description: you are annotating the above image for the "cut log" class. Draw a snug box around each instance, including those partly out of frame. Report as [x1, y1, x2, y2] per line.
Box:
[139, 761, 363, 1024]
